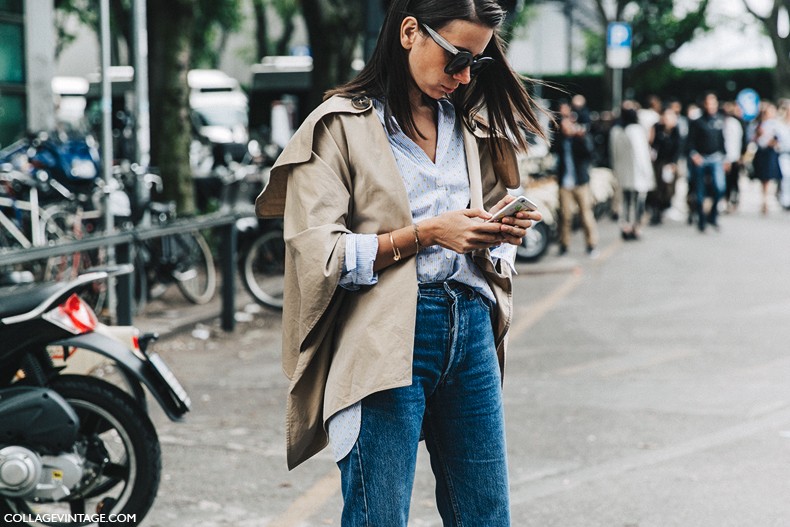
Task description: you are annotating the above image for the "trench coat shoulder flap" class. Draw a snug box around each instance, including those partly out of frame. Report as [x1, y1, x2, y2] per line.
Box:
[255, 95, 375, 219]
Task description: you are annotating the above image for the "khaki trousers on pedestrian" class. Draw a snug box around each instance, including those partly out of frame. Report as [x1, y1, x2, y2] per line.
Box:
[559, 184, 599, 249]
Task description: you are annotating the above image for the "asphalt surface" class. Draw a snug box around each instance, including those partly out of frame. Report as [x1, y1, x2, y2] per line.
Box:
[136, 177, 790, 527]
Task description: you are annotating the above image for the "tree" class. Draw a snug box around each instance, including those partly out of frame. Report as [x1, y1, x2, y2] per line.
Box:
[251, 0, 300, 60]
[588, 0, 710, 106]
[190, 0, 243, 69]
[742, 0, 790, 99]
[54, 0, 244, 215]
[299, 1, 366, 111]
[147, 0, 196, 214]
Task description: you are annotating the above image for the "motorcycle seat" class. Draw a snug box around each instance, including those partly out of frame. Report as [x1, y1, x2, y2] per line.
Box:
[0, 281, 68, 321]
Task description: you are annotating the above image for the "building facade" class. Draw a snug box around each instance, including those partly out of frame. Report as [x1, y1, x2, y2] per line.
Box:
[0, 0, 56, 148]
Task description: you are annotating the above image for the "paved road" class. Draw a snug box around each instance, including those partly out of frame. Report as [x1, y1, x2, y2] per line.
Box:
[139, 179, 790, 527]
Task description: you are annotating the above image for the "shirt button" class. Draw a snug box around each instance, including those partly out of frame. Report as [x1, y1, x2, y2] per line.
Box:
[445, 252, 452, 260]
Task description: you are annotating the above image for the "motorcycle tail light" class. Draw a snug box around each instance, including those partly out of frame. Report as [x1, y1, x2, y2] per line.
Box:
[43, 294, 99, 334]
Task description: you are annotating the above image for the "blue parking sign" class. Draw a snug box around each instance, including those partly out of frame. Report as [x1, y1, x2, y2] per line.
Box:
[607, 22, 632, 48]
[606, 22, 632, 69]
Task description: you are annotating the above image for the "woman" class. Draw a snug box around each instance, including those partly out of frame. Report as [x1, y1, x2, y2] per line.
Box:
[255, 0, 543, 525]
[777, 99, 790, 209]
[749, 101, 782, 214]
[648, 106, 681, 225]
[610, 105, 655, 239]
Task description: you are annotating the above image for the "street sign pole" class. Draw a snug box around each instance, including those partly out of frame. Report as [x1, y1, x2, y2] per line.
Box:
[606, 22, 632, 113]
[612, 67, 623, 113]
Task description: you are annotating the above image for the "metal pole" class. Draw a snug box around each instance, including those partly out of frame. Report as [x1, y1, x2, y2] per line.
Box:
[132, 0, 152, 227]
[220, 222, 237, 332]
[132, 0, 151, 169]
[565, 0, 573, 73]
[100, 0, 117, 323]
[612, 67, 623, 113]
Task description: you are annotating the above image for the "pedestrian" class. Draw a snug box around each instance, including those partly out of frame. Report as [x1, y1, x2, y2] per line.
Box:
[721, 101, 746, 212]
[687, 92, 727, 232]
[748, 101, 783, 215]
[254, 1, 544, 525]
[551, 99, 600, 257]
[610, 105, 655, 239]
[637, 94, 662, 134]
[683, 102, 702, 224]
[647, 105, 681, 225]
[776, 99, 790, 209]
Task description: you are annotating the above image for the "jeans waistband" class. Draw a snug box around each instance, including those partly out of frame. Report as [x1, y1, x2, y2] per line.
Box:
[418, 281, 480, 300]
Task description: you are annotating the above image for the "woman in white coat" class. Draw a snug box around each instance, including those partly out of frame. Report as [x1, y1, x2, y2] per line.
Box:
[610, 105, 656, 239]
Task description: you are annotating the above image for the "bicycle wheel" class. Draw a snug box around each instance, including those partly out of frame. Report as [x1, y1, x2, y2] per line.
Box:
[173, 231, 217, 304]
[240, 229, 285, 310]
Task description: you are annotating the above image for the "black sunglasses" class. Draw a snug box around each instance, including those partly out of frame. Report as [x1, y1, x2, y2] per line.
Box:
[421, 23, 495, 76]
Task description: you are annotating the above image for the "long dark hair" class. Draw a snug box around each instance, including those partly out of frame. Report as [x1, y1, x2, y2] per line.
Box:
[325, 0, 544, 159]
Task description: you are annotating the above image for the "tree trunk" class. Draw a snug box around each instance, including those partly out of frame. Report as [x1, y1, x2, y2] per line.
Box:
[252, 0, 269, 60]
[147, 0, 196, 215]
[300, 0, 365, 112]
[762, 2, 790, 99]
[276, 17, 294, 56]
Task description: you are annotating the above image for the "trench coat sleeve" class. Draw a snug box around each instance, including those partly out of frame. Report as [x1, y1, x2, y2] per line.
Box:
[256, 100, 362, 468]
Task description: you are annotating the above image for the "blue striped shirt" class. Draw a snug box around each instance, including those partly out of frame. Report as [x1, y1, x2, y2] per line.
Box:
[339, 97, 515, 301]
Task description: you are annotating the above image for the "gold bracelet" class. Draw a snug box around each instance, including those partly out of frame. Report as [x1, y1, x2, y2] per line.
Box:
[389, 231, 401, 261]
[413, 223, 421, 251]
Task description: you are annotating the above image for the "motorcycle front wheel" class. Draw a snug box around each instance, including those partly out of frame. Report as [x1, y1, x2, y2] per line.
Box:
[0, 375, 161, 526]
[516, 220, 551, 262]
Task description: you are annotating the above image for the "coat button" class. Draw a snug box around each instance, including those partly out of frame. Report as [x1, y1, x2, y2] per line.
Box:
[351, 95, 371, 110]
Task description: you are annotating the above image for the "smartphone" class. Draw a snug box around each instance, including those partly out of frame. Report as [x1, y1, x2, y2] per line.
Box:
[486, 195, 538, 223]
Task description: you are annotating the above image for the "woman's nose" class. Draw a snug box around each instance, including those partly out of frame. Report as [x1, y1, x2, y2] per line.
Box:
[453, 67, 472, 84]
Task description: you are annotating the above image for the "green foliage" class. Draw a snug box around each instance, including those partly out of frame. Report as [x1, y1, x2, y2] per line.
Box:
[53, 0, 98, 58]
[587, 0, 709, 73]
[189, 0, 243, 68]
[54, 0, 243, 68]
[628, 0, 709, 69]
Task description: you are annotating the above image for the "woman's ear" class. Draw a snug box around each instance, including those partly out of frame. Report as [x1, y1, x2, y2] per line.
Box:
[400, 16, 419, 50]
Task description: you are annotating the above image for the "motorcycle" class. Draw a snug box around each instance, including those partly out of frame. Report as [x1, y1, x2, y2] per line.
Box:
[0, 267, 190, 526]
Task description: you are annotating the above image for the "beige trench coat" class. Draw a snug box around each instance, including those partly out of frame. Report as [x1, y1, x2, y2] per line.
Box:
[256, 95, 521, 469]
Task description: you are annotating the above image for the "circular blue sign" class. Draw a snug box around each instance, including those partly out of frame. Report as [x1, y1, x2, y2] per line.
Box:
[736, 88, 760, 122]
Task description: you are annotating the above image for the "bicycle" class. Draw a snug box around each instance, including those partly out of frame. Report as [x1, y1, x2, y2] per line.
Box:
[214, 145, 285, 312]
[237, 216, 284, 310]
[125, 170, 217, 313]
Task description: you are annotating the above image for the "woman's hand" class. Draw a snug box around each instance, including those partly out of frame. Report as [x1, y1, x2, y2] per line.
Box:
[487, 195, 543, 246]
[420, 196, 542, 253]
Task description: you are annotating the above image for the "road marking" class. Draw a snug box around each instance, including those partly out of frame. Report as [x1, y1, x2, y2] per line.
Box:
[509, 239, 620, 340]
[509, 267, 583, 339]
[267, 469, 340, 527]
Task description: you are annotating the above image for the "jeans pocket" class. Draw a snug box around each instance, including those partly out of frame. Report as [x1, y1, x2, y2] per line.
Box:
[473, 293, 493, 315]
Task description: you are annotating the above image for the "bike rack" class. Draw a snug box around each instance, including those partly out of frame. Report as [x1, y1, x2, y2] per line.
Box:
[0, 212, 248, 332]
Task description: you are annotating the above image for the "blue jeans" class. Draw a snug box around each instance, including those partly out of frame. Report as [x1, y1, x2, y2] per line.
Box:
[692, 155, 725, 230]
[337, 281, 510, 526]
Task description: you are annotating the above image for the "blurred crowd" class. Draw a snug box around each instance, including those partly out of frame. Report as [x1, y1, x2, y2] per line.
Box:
[547, 90, 790, 253]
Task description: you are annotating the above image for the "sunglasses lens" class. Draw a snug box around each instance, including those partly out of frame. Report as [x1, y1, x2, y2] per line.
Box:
[445, 53, 473, 75]
[471, 57, 494, 76]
